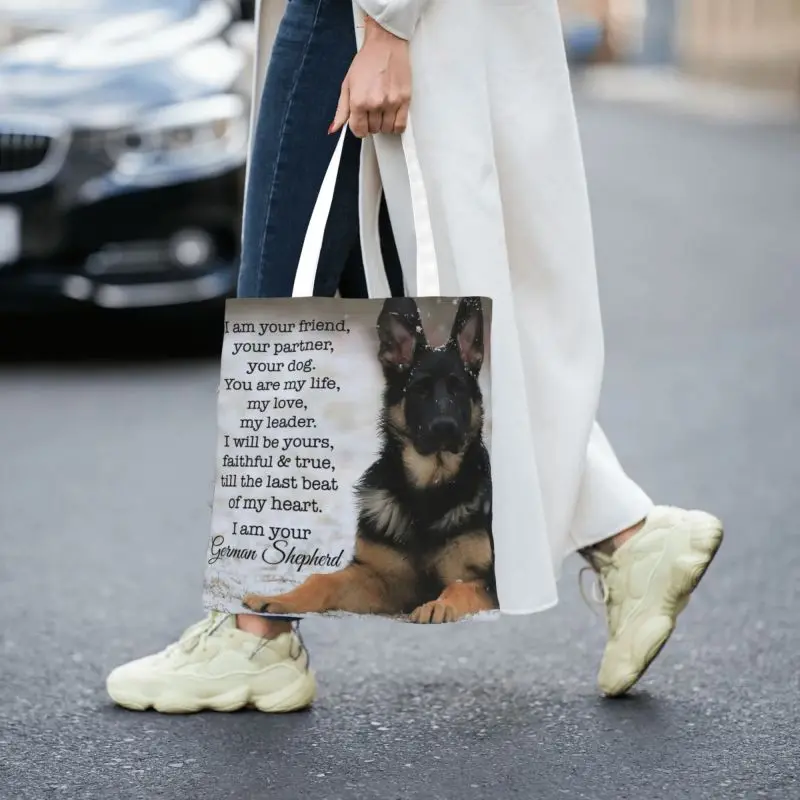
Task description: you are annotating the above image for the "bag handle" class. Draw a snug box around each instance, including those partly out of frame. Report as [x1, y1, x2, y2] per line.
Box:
[292, 117, 440, 298]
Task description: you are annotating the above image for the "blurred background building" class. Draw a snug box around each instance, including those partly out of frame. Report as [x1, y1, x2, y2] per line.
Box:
[675, 0, 800, 92]
[561, 0, 800, 94]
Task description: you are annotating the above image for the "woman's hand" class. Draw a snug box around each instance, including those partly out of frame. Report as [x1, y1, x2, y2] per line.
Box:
[329, 16, 411, 138]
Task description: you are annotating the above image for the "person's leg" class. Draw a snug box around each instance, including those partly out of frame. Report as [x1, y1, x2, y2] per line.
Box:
[238, 3, 362, 298]
[235, 0, 403, 639]
[568, 424, 723, 698]
[234, 0, 362, 639]
[481, 0, 723, 700]
[107, 0, 373, 712]
[568, 422, 653, 556]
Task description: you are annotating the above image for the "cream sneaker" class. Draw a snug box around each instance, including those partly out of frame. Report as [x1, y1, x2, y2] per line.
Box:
[106, 613, 316, 713]
[586, 506, 723, 697]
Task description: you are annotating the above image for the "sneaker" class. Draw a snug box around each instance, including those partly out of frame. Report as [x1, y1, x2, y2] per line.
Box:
[584, 506, 723, 697]
[106, 613, 316, 713]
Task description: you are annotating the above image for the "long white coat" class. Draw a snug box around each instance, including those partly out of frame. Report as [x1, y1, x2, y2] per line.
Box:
[250, 0, 652, 614]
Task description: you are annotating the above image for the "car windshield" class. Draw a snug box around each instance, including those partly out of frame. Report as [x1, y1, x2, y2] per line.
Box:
[0, 0, 199, 25]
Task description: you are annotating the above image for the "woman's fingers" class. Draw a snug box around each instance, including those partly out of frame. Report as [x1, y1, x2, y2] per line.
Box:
[329, 80, 350, 134]
[352, 102, 407, 136]
[368, 110, 384, 134]
[380, 110, 396, 135]
[348, 105, 369, 138]
[392, 101, 409, 134]
[349, 96, 381, 138]
[331, 74, 411, 138]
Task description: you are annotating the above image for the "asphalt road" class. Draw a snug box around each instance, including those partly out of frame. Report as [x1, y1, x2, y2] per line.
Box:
[2, 96, 799, 800]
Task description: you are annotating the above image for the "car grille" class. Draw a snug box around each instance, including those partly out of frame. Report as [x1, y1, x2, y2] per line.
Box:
[0, 118, 70, 191]
[0, 132, 53, 174]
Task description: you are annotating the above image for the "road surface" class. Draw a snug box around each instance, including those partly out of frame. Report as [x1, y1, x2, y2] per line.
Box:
[2, 94, 798, 800]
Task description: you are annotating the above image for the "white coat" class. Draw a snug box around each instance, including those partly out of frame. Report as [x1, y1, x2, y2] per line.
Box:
[250, 0, 652, 614]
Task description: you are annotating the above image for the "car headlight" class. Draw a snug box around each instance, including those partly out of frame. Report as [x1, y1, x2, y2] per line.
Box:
[105, 94, 249, 180]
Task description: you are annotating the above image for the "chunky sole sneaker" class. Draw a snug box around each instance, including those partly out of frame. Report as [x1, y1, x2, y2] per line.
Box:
[106, 614, 316, 713]
[592, 506, 724, 697]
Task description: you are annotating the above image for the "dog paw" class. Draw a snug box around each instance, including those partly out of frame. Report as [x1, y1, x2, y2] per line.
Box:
[241, 594, 292, 615]
[409, 600, 459, 624]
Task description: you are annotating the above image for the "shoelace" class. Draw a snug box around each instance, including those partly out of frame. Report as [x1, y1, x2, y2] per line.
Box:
[173, 613, 307, 663]
[248, 621, 307, 662]
[578, 565, 610, 618]
[176, 613, 229, 655]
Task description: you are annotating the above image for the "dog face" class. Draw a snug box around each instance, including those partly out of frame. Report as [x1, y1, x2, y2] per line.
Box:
[377, 298, 485, 457]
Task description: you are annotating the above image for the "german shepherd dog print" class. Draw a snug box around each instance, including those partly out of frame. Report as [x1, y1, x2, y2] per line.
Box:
[243, 297, 497, 624]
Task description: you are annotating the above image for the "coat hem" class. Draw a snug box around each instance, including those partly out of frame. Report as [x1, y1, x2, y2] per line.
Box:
[498, 598, 559, 617]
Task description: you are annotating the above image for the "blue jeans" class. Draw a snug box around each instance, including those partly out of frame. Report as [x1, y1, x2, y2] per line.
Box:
[238, 0, 403, 299]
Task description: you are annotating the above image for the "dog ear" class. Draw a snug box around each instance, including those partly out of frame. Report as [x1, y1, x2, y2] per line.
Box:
[377, 298, 426, 370]
[450, 297, 484, 373]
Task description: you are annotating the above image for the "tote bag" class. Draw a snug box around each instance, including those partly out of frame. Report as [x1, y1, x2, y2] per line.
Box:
[204, 122, 496, 624]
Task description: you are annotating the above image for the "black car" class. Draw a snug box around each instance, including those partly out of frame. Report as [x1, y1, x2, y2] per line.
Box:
[0, 0, 255, 312]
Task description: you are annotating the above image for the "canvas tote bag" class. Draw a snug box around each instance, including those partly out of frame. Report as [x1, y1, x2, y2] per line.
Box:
[204, 121, 496, 624]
